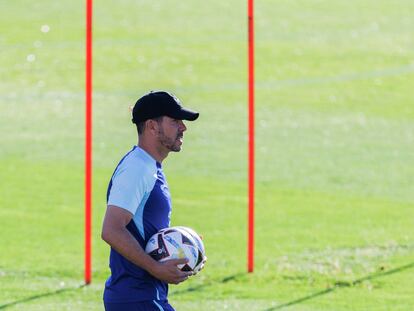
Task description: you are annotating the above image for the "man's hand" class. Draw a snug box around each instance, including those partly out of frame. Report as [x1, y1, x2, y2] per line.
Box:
[149, 258, 193, 284]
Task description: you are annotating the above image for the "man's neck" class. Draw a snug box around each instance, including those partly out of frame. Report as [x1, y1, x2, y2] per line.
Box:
[138, 140, 168, 163]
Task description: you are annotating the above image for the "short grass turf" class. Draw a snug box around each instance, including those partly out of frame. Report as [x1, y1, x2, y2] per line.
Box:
[1, 0, 414, 310]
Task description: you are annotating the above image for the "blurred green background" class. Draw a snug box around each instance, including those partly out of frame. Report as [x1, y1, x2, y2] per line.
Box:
[1, 1, 413, 310]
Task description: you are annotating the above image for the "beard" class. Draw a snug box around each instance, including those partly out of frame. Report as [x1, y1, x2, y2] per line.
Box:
[157, 128, 183, 152]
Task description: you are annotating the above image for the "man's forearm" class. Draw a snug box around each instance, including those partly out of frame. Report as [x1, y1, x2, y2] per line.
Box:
[102, 225, 157, 275]
[101, 204, 192, 284]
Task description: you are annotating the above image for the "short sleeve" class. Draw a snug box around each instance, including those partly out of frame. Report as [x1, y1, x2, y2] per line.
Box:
[107, 165, 150, 215]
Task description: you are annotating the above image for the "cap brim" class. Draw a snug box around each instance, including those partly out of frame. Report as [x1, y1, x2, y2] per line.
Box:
[170, 108, 199, 121]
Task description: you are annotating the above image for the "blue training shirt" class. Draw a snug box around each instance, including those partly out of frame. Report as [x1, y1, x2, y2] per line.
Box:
[104, 146, 172, 303]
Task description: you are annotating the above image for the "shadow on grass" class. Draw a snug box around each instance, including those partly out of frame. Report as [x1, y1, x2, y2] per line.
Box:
[170, 272, 244, 296]
[263, 261, 414, 310]
[0, 283, 86, 310]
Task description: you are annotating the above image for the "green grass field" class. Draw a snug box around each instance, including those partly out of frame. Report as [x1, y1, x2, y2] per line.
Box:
[1, 0, 414, 310]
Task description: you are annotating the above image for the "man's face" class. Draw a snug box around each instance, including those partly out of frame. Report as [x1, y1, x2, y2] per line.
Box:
[156, 116, 187, 152]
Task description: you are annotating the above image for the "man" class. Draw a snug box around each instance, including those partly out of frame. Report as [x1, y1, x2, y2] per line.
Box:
[101, 90, 199, 311]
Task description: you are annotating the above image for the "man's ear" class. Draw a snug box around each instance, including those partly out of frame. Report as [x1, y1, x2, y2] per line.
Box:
[146, 119, 159, 135]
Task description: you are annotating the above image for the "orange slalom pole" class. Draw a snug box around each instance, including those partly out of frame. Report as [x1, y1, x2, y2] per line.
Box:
[247, 0, 255, 273]
[85, 0, 93, 285]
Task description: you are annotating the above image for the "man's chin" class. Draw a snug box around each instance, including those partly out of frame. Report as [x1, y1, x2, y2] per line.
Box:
[168, 144, 182, 152]
[173, 140, 183, 152]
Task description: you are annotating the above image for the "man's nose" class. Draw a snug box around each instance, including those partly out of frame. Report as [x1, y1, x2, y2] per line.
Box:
[179, 120, 187, 131]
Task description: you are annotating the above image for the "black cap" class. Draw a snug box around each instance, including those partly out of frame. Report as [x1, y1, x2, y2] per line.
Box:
[132, 91, 199, 123]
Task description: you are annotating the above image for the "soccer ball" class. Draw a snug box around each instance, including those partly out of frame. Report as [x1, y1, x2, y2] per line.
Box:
[176, 226, 207, 273]
[145, 227, 206, 273]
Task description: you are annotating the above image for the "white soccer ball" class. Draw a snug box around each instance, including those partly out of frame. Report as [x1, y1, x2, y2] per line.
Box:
[176, 226, 207, 274]
[145, 227, 201, 272]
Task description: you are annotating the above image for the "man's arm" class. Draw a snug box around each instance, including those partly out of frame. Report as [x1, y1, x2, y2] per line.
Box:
[101, 205, 192, 284]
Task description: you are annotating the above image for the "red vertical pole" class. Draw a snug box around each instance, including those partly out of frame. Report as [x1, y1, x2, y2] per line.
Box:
[85, 0, 93, 285]
[247, 0, 255, 273]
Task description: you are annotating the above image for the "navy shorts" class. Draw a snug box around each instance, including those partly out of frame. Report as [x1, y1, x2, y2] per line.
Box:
[104, 300, 175, 311]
